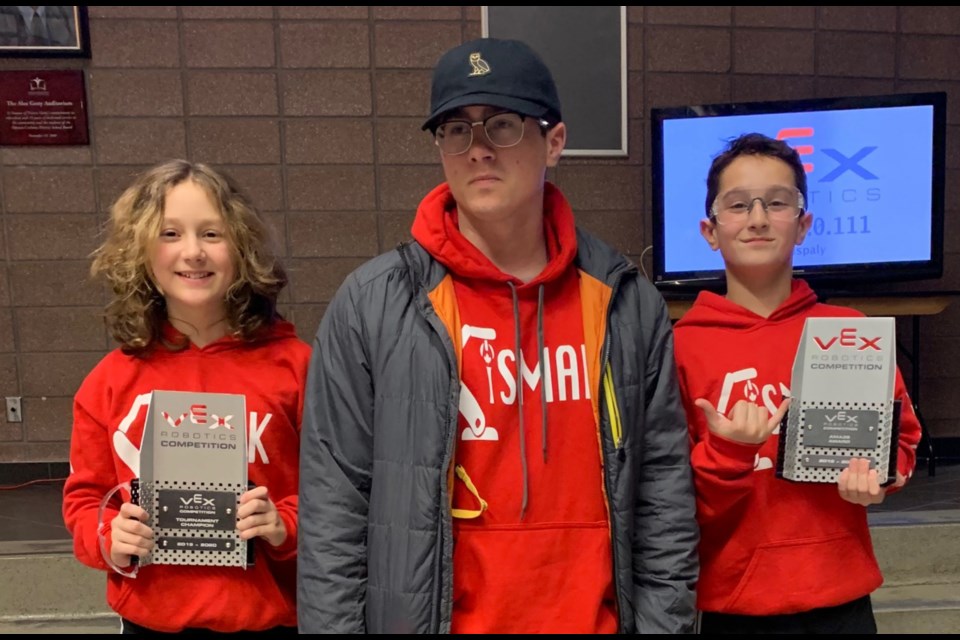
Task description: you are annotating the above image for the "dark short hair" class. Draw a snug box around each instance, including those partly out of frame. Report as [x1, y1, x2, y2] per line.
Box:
[704, 133, 808, 218]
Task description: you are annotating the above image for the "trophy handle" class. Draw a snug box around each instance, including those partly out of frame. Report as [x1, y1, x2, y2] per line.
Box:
[775, 404, 791, 481]
[880, 400, 902, 488]
[97, 479, 140, 578]
[246, 480, 256, 567]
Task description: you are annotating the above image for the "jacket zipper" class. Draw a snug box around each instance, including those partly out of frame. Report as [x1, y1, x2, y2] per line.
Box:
[599, 270, 627, 631]
[603, 361, 624, 450]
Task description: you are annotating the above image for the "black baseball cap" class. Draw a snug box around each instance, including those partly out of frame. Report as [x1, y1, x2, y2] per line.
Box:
[422, 38, 563, 132]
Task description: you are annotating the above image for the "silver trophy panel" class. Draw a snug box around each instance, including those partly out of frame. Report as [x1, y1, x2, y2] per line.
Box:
[140, 479, 248, 567]
[781, 399, 895, 483]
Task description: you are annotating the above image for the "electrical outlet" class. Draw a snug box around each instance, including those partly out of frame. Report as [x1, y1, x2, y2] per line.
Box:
[6, 397, 22, 423]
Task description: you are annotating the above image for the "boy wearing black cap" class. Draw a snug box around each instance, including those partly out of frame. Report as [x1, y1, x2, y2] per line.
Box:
[298, 38, 699, 634]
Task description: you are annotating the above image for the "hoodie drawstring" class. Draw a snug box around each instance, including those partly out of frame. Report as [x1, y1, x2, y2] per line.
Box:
[537, 284, 547, 463]
[507, 282, 529, 520]
[507, 282, 548, 521]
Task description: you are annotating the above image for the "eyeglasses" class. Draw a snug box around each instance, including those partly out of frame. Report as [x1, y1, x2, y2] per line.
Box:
[433, 112, 548, 156]
[710, 188, 806, 226]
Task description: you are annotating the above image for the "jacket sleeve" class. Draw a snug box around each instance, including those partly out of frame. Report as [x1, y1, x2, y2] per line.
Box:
[632, 289, 700, 633]
[298, 273, 374, 634]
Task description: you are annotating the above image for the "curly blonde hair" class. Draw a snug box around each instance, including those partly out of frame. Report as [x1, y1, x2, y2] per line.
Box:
[91, 160, 287, 354]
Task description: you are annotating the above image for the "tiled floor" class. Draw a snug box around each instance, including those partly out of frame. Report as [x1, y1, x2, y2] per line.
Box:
[877, 461, 960, 511]
[0, 479, 73, 550]
[1, 460, 957, 554]
[868, 459, 960, 525]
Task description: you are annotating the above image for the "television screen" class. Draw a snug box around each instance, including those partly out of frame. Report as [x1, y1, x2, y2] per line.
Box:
[650, 92, 946, 293]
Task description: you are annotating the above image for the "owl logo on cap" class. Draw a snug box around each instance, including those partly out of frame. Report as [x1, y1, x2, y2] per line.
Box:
[468, 52, 491, 77]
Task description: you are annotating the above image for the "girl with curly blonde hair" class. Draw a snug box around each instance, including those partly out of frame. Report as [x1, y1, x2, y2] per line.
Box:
[91, 159, 287, 352]
[63, 159, 310, 634]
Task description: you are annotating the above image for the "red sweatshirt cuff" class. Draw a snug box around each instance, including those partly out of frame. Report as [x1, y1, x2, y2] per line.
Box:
[263, 506, 297, 561]
[706, 430, 763, 470]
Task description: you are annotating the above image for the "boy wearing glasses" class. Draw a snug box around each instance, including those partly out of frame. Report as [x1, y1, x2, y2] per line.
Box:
[673, 133, 921, 633]
[298, 38, 699, 633]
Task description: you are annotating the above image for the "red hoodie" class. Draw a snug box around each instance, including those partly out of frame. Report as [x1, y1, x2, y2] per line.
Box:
[62, 320, 310, 632]
[673, 280, 920, 615]
[411, 183, 617, 633]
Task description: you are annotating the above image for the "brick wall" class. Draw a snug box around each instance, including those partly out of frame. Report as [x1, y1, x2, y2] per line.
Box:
[1, 6, 959, 463]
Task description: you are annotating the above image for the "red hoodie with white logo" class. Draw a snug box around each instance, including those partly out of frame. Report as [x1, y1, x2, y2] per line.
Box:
[62, 320, 310, 632]
[673, 280, 920, 615]
[411, 183, 617, 633]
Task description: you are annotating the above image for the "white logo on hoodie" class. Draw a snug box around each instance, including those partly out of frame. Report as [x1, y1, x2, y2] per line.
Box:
[718, 368, 791, 471]
[459, 324, 592, 442]
[460, 325, 500, 441]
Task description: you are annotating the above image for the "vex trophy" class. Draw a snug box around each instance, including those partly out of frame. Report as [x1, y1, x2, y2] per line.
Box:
[777, 317, 900, 485]
[135, 390, 250, 567]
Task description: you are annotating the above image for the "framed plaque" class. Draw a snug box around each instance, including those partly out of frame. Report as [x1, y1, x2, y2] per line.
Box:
[136, 390, 250, 568]
[0, 69, 89, 145]
[777, 317, 899, 485]
[0, 6, 90, 58]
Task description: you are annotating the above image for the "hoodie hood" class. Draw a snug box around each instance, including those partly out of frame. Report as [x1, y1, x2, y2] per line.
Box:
[410, 181, 578, 287]
[675, 279, 819, 331]
[159, 318, 300, 354]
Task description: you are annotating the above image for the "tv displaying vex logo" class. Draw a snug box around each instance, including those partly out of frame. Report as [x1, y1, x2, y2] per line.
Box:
[658, 100, 937, 274]
[768, 106, 933, 266]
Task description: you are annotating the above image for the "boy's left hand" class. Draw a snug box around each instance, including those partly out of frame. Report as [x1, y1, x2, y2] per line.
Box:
[237, 485, 287, 547]
[837, 457, 906, 506]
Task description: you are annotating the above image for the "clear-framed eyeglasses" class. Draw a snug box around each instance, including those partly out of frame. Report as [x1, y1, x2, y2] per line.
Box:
[710, 188, 806, 225]
[433, 112, 549, 156]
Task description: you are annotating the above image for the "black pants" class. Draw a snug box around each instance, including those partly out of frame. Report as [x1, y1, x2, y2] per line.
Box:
[121, 618, 299, 635]
[699, 595, 877, 634]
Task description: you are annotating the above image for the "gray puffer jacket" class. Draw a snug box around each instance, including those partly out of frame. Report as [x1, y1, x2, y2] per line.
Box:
[298, 229, 699, 633]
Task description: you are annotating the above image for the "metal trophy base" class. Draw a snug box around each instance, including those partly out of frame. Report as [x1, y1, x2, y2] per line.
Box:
[777, 400, 901, 485]
[134, 479, 250, 567]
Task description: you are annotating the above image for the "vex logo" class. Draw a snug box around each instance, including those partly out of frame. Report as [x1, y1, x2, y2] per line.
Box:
[819, 147, 878, 182]
[162, 404, 235, 430]
[813, 328, 882, 351]
[776, 127, 879, 182]
[179, 493, 215, 507]
[825, 411, 859, 424]
[777, 127, 815, 174]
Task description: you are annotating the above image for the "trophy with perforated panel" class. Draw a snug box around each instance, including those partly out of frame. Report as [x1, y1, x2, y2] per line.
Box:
[777, 317, 899, 485]
[135, 390, 250, 567]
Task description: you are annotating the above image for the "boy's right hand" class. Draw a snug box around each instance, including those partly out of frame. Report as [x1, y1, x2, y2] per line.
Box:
[695, 398, 790, 445]
[110, 502, 154, 568]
